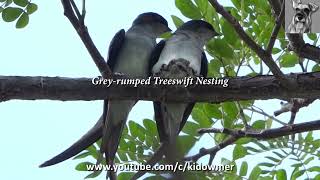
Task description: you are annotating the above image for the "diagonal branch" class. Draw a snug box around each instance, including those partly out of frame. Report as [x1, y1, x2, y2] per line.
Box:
[266, 1, 285, 54]
[208, 0, 289, 86]
[60, 0, 112, 78]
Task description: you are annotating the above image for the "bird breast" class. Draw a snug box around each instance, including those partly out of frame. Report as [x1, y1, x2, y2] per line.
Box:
[114, 34, 155, 78]
[152, 37, 203, 75]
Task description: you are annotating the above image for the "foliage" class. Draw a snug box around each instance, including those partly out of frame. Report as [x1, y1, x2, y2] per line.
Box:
[70, 0, 320, 179]
[0, 0, 37, 28]
[3, 0, 319, 179]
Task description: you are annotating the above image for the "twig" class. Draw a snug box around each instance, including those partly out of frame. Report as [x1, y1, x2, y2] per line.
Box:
[237, 102, 250, 129]
[274, 98, 316, 117]
[266, 1, 285, 54]
[60, 0, 112, 78]
[198, 119, 320, 139]
[246, 107, 286, 126]
[184, 136, 239, 162]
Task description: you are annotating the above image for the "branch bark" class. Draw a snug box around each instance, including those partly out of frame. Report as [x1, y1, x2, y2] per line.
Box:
[0, 73, 319, 102]
[198, 119, 320, 139]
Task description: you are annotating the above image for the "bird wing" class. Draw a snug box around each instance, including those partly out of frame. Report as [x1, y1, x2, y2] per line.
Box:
[153, 50, 208, 142]
[39, 30, 126, 167]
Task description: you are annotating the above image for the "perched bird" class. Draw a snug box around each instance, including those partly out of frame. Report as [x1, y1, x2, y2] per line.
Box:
[39, 12, 171, 175]
[132, 20, 219, 179]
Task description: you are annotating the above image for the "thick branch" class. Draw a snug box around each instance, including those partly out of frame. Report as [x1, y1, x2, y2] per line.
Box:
[0, 73, 320, 102]
[198, 119, 320, 139]
[287, 34, 320, 62]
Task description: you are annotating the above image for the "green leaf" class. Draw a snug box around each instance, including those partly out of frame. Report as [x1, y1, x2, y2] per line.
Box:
[194, 0, 208, 14]
[143, 119, 157, 137]
[13, 0, 28, 7]
[307, 33, 317, 41]
[292, 169, 305, 179]
[176, 135, 197, 156]
[204, 103, 222, 119]
[249, 166, 261, 180]
[129, 121, 145, 141]
[0, 7, 3, 13]
[272, 48, 281, 54]
[182, 121, 200, 136]
[303, 157, 314, 165]
[207, 38, 234, 59]
[16, 12, 29, 28]
[118, 151, 128, 161]
[85, 171, 102, 179]
[222, 102, 238, 119]
[252, 120, 265, 129]
[221, 19, 238, 46]
[175, 0, 202, 19]
[118, 172, 135, 180]
[191, 105, 213, 127]
[171, 15, 184, 28]
[239, 161, 248, 176]
[73, 151, 91, 160]
[259, 162, 275, 167]
[276, 169, 287, 180]
[280, 53, 298, 68]
[2, 7, 23, 22]
[308, 166, 320, 172]
[265, 156, 281, 163]
[26, 3, 37, 14]
[75, 162, 94, 171]
[312, 64, 320, 72]
[233, 144, 248, 160]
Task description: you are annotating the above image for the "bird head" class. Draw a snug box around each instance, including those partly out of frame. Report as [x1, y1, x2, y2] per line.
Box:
[132, 12, 171, 37]
[177, 20, 220, 42]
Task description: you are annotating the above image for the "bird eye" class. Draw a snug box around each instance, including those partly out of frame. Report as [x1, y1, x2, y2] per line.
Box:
[304, 8, 310, 14]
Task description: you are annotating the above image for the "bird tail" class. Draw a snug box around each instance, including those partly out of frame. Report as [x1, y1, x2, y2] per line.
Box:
[39, 116, 103, 167]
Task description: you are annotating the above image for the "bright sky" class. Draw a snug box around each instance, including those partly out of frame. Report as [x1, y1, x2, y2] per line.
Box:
[0, 1, 319, 180]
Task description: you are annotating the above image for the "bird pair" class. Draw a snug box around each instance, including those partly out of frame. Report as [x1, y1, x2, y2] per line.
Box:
[40, 12, 219, 179]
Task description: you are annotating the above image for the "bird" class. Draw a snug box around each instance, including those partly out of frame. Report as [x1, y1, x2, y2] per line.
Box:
[39, 12, 171, 176]
[132, 20, 219, 179]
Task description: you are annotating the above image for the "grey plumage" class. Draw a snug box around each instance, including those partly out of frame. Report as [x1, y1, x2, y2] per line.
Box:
[39, 13, 170, 178]
[132, 20, 219, 179]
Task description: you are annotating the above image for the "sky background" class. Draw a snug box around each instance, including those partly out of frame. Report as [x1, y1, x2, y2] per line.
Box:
[0, 0, 319, 180]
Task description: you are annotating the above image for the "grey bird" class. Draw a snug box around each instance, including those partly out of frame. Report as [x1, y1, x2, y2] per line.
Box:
[132, 20, 219, 179]
[39, 12, 171, 173]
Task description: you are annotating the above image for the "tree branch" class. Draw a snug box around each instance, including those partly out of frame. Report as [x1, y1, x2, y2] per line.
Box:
[208, 0, 289, 86]
[0, 73, 320, 102]
[266, 1, 285, 54]
[198, 119, 320, 139]
[184, 136, 239, 162]
[274, 98, 316, 117]
[60, 0, 112, 78]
